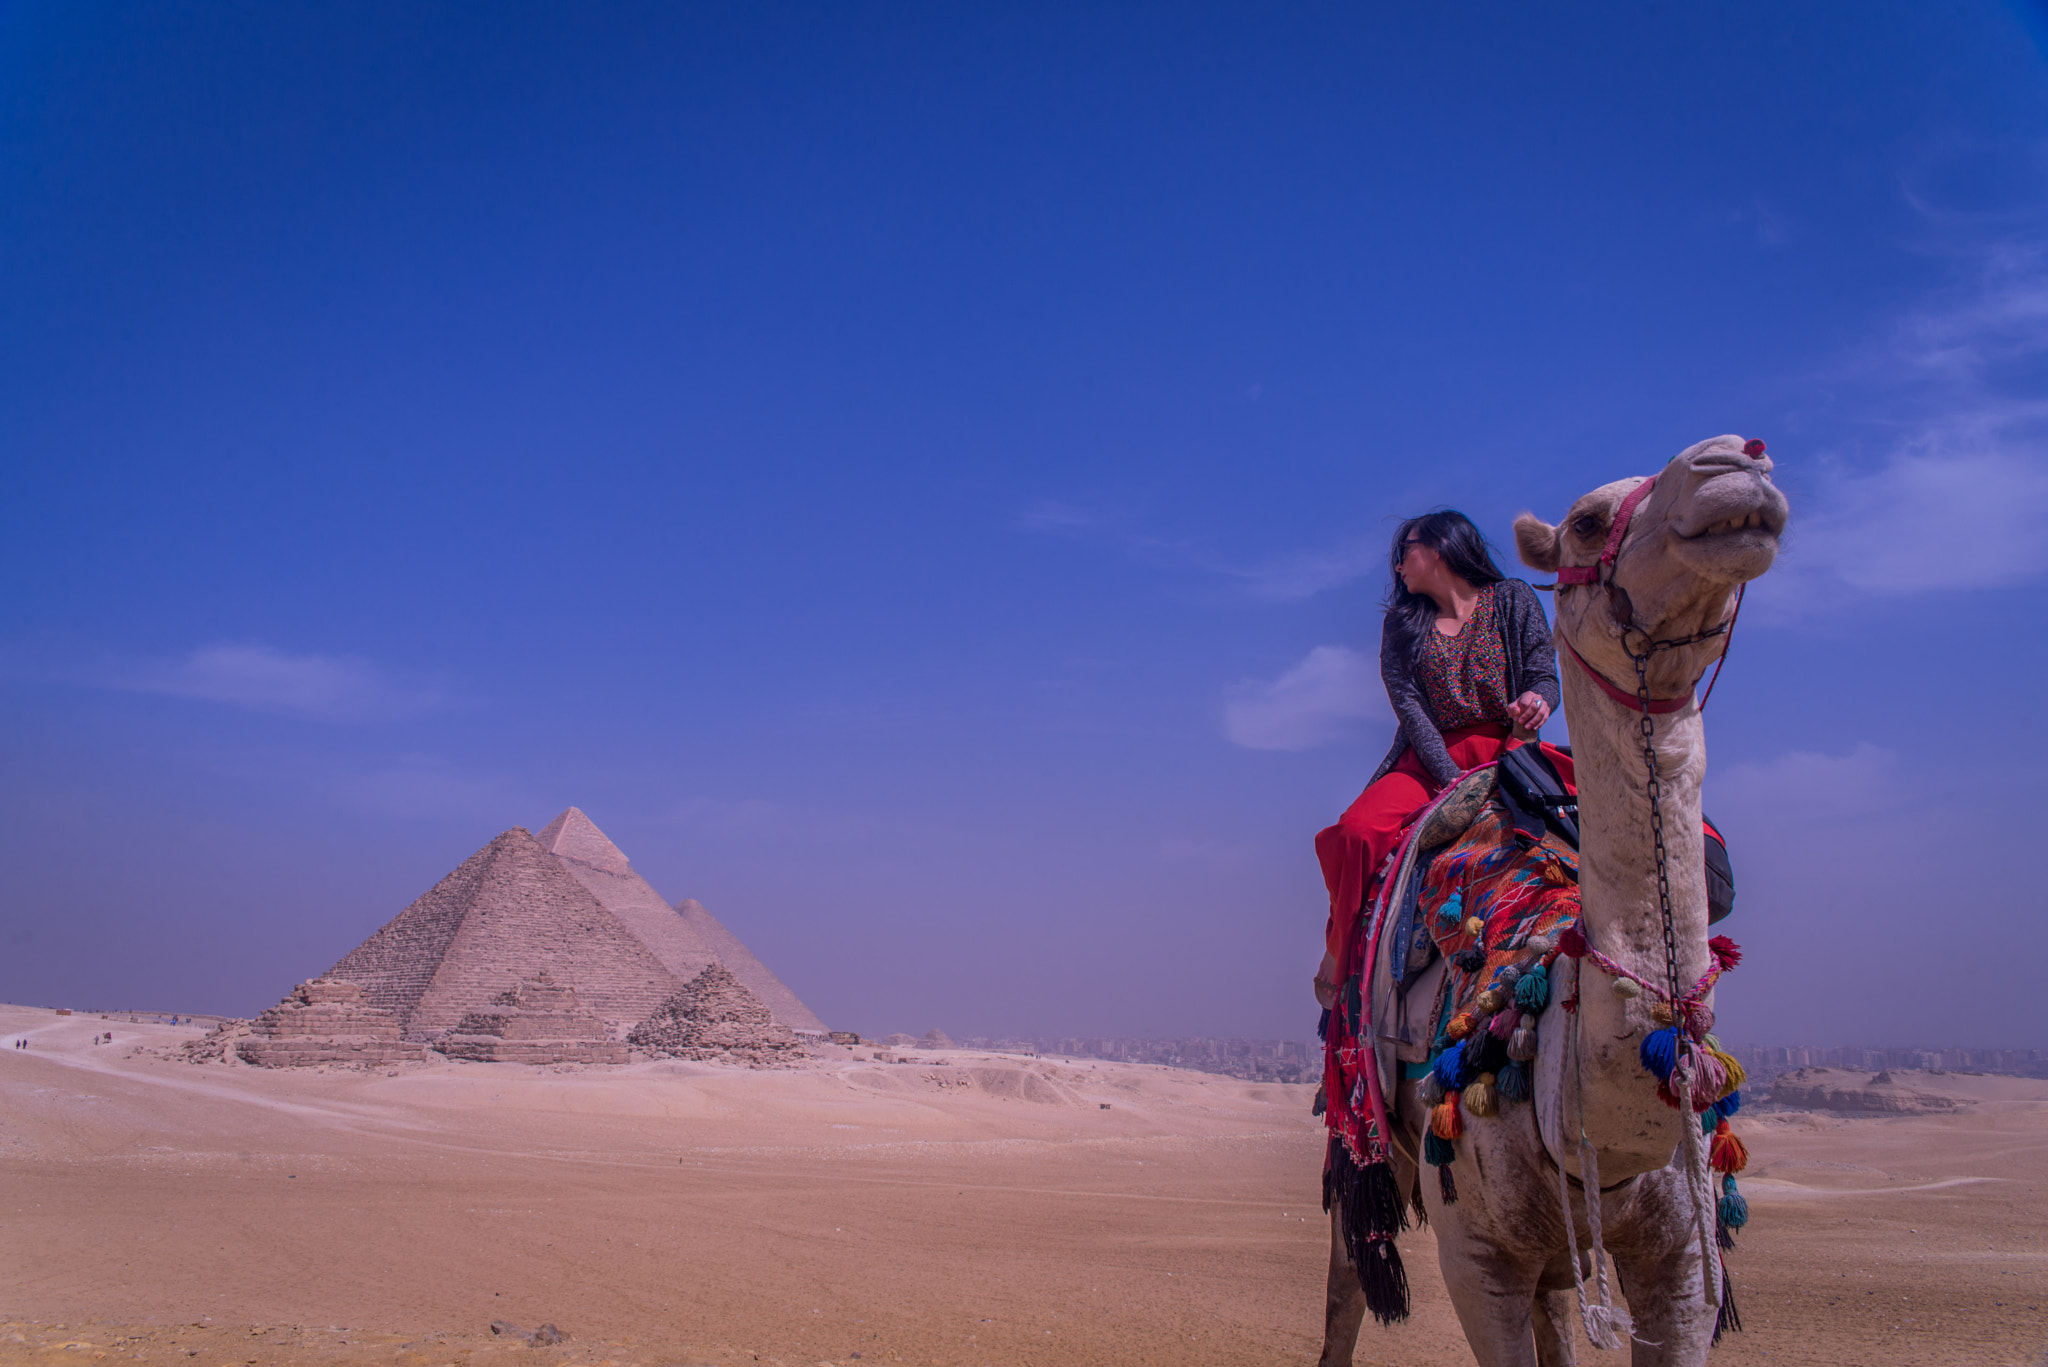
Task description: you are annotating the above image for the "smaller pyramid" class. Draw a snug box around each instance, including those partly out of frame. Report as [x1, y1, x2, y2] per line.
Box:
[438, 970, 625, 1065]
[238, 979, 424, 1068]
[673, 897, 828, 1036]
[532, 807, 827, 1035]
[628, 964, 807, 1068]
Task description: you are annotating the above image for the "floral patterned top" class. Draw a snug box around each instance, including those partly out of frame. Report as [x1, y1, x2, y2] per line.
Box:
[1416, 583, 1513, 732]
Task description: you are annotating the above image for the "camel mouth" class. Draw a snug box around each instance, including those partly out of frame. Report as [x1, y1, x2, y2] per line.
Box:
[1676, 507, 1785, 542]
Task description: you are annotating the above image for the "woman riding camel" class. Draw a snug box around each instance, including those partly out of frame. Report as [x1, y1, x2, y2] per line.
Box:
[1313, 510, 1560, 1006]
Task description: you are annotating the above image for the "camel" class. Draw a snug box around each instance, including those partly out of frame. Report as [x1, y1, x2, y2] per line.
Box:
[1319, 435, 1788, 1367]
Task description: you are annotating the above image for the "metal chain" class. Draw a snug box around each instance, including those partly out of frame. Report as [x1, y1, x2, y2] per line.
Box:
[1631, 648, 1684, 1010]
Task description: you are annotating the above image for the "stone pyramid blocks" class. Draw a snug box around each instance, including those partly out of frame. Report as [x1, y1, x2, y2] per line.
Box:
[629, 964, 808, 1067]
[328, 827, 687, 1041]
[238, 978, 425, 1068]
[438, 971, 626, 1064]
[535, 808, 827, 1036]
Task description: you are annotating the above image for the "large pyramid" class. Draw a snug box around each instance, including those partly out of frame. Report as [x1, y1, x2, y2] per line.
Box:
[328, 827, 687, 1041]
[534, 807, 827, 1035]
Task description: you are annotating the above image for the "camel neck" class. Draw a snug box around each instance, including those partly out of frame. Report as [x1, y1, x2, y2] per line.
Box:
[1556, 660, 1711, 1178]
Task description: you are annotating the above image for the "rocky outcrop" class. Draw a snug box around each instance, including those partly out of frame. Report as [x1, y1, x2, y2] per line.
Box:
[629, 964, 808, 1067]
[237, 979, 425, 1068]
[436, 972, 626, 1064]
[181, 1018, 253, 1065]
[1769, 1067, 1963, 1114]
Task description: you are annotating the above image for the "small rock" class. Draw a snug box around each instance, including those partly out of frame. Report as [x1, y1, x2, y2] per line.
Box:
[529, 1324, 567, 1345]
[489, 1321, 526, 1338]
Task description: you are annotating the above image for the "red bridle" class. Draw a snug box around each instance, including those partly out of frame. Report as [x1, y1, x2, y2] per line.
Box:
[1551, 440, 1763, 714]
[1554, 473, 1660, 589]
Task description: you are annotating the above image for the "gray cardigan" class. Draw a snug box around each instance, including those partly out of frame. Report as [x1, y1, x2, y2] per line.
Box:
[1367, 578, 1561, 789]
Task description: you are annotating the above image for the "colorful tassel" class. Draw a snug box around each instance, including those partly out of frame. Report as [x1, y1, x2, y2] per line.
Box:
[1496, 1059, 1530, 1102]
[1418, 1071, 1445, 1107]
[1639, 1027, 1681, 1082]
[1717, 1089, 1741, 1118]
[1707, 1045, 1747, 1095]
[1689, 1052, 1729, 1112]
[1432, 1048, 1467, 1092]
[1488, 1009, 1519, 1040]
[1430, 1092, 1463, 1141]
[1513, 965, 1550, 1012]
[1454, 947, 1487, 972]
[1463, 1073, 1497, 1117]
[1709, 935, 1742, 971]
[1461, 1032, 1491, 1078]
[1423, 1131, 1455, 1166]
[1445, 1012, 1478, 1042]
[1718, 1174, 1748, 1230]
[1507, 1024, 1538, 1062]
[1433, 891, 1462, 930]
[1557, 924, 1588, 959]
[1709, 1119, 1748, 1174]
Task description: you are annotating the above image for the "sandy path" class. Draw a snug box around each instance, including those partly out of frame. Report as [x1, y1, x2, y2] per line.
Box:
[2, 1006, 2044, 1366]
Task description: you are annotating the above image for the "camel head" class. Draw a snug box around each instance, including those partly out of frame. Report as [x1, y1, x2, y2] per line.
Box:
[1514, 435, 1788, 701]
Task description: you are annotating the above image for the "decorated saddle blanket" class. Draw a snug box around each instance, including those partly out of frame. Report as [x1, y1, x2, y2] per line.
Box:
[1324, 792, 1581, 1171]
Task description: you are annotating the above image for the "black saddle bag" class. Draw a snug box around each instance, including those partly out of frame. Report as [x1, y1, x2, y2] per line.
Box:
[1495, 743, 1735, 924]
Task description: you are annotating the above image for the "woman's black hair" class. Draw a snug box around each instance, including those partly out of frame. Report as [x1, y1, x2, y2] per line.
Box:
[1383, 508, 1506, 667]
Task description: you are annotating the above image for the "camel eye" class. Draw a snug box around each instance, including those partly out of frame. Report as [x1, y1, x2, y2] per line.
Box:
[1571, 514, 1602, 539]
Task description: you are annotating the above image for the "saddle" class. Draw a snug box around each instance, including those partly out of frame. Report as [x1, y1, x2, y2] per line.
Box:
[1367, 743, 1737, 1103]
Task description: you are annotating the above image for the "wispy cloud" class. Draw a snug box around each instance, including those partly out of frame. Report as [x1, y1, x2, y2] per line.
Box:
[1762, 243, 2048, 609]
[1706, 742, 1900, 824]
[1790, 447, 2048, 593]
[1018, 500, 1383, 602]
[113, 643, 443, 721]
[1223, 645, 1388, 751]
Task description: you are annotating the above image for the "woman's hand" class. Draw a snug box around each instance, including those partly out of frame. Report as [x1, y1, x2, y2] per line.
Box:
[1313, 951, 1339, 1010]
[1508, 691, 1551, 734]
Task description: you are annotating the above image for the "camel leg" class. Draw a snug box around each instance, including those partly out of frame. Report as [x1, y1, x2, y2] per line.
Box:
[1531, 1290, 1577, 1367]
[1608, 1176, 1715, 1367]
[1318, 1204, 1368, 1367]
[1430, 1211, 1544, 1367]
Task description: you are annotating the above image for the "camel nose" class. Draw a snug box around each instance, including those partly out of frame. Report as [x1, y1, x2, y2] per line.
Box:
[1689, 440, 1773, 477]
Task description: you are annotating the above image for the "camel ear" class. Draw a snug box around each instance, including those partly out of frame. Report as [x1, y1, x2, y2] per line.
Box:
[1514, 512, 1561, 572]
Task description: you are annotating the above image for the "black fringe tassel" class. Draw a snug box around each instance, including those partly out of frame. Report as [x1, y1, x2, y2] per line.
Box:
[1712, 1268, 1741, 1343]
[1323, 1136, 1411, 1325]
[1717, 1216, 1736, 1251]
[1437, 1162, 1457, 1205]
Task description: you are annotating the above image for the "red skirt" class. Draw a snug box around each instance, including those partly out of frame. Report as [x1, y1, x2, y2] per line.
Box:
[1316, 724, 1519, 978]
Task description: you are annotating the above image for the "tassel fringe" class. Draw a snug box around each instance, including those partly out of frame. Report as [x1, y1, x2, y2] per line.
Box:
[1323, 1137, 1411, 1326]
[1713, 1268, 1742, 1342]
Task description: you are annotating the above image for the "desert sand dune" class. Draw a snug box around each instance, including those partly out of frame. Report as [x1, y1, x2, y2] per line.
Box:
[2, 1005, 2044, 1366]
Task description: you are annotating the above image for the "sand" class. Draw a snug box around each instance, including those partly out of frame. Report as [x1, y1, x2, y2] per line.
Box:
[2, 1005, 2044, 1366]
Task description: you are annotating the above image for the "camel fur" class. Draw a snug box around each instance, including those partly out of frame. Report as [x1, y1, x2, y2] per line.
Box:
[1319, 435, 1787, 1367]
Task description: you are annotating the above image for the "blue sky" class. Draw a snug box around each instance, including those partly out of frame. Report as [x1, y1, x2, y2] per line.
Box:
[3, 2, 2044, 1047]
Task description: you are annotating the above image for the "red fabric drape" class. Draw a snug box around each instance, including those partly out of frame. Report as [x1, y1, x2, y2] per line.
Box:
[1315, 724, 1521, 977]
